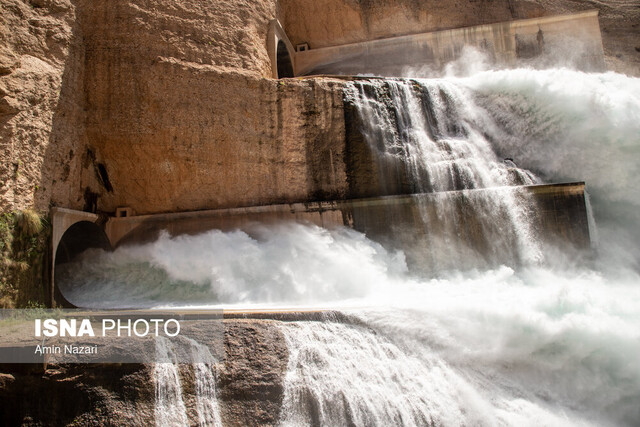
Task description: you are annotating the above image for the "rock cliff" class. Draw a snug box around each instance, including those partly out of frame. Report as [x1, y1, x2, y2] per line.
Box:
[0, 0, 79, 213]
[1, 0, 638, 217]
[0, 319, 289, 426]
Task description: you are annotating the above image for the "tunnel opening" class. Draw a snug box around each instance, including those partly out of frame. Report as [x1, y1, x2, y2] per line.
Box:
[277, 40, 294, 78]
[54, 221, 112, 307]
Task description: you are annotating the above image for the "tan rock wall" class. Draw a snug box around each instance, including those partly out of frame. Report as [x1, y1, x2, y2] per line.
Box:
[78, 0, 277, 79]
[2, 0, 639, 217]
[56, 0, 348, 215]
[0, 0, 84, 213]
[2, 0, 302, 215]
[85, 62, 347, 214]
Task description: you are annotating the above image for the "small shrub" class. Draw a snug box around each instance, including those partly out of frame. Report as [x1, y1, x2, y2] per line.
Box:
[15, 209, 43, 237]
[0, 209, 50, 308]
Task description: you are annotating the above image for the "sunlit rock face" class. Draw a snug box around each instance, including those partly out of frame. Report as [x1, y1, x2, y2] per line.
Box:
[3, 0, 639, 216]
[0, 319, 289, 426]
[67, 0, 348, 215]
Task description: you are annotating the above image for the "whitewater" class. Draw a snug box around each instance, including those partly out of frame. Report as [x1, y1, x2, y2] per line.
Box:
[58, 68, 640, 426]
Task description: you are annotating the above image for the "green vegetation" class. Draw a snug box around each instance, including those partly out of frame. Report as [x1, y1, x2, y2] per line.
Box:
[0, 209, 50, 308]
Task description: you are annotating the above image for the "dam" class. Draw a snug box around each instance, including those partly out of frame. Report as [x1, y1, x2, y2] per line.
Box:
[48, 74, 598, 307]
[2, 0, 640, 426]
[51, 182, 592, 307]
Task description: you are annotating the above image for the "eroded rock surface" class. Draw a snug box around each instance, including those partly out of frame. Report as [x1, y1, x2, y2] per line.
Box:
[0, 319, 289, 426]
[0, 0, 80, 213]
[1, 0, 639, 216]
[219, 319, 289, 426]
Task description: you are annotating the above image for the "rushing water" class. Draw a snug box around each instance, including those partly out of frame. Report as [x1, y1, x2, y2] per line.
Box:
[190, 338, 224, 427]
[155, 337, 223, 427]
[59, 68, 640, 426]
[278, 270, 640, 426]
[155, 337, 190, 426]
[344, 76, 545, 269]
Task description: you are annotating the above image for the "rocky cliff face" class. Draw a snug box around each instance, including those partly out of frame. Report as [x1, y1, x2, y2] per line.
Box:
[83, 64, 347, 214]
[0, 0, 81, 213]
[78, 0, 277, 80]
[1, 0, 350, 216]
[1, 0, 638, 217]
[0, 319, 289, 426]
[75, 0, 347, 214]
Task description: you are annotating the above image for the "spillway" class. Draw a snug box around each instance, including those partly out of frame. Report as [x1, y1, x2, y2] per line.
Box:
[49, 68, 640, 426]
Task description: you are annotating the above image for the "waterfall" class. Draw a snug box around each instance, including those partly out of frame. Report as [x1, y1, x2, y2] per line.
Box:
[273, 70, 640, 427]
[155, 337, 189, 427]
[345, 79, 539, 193]
[278, 285, 640, 426]
[277, 319, 603, 427]
[154, 337, 223, 427]
[344, 78, 543, 269]
[278, 321, 479, 426]
[188, 338, 224, 427]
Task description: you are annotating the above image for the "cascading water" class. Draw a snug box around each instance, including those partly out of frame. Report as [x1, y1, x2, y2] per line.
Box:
[273, 69, 640, 427]
[278, 319, 603, 427]
[155, 337, 189, 426]
[155, 337, 223, 426]
[344, 78, 540, 193]
[57, 68, 640, 426]
[344, 77, 544, 269]
[279, 320, 505, 427]
[189, 339, 224, 427]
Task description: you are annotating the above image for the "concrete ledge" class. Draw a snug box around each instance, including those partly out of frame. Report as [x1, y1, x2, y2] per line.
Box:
[53, 183, 591, 251]
[50, 208, 101, 306]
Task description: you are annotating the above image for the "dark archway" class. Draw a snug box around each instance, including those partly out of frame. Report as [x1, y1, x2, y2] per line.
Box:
[277, 40, 294, 78]
[54, 221, 112, 307]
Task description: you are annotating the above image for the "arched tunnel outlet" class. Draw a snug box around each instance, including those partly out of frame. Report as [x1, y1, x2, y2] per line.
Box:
[53, 220, 112, 307]
[277, 40, 294, 78]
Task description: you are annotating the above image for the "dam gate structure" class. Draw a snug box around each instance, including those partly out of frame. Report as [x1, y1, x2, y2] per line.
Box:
[47, 8, 605, 307]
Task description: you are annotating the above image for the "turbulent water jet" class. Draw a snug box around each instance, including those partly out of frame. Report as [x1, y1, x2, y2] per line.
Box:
[45, 67, 640, 427]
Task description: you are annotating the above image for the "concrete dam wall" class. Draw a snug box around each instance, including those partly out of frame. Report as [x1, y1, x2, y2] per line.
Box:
[287, 11, 605, 76]
[51, 182, 592, 306]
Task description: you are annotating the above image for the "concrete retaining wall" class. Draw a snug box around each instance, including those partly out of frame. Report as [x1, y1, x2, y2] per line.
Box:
[293, 11, 604, 76]
[97, 183, 588, 250]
